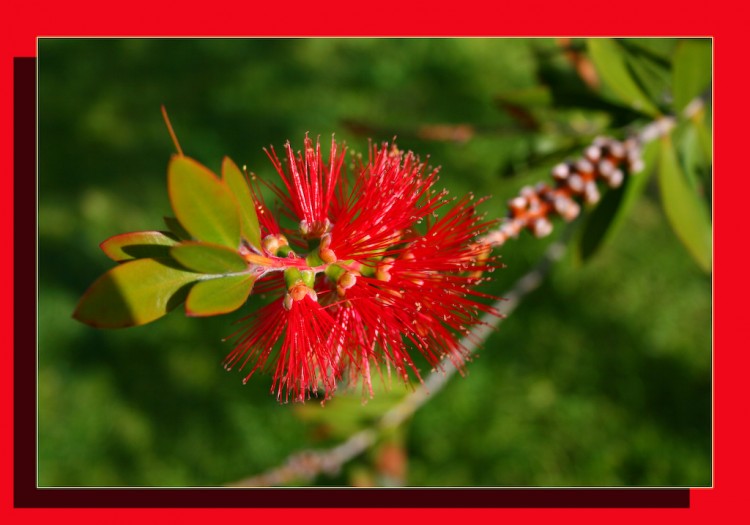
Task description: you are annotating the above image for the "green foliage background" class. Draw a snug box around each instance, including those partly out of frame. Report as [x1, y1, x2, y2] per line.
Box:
[38, 38, 711, 487]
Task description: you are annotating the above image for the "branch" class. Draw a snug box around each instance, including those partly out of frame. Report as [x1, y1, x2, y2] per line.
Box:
[226, 232, 570, 487]
[226, 94, 710, 487]
[478, 95, 706, 249]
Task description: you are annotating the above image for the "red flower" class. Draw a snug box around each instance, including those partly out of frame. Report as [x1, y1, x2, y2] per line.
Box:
[225, 283, 339, 403]
[264, 134, 346, 239]
[230, 136, 500, 402]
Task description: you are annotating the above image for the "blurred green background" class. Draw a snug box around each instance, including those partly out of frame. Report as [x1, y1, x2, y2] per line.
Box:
[38, 38, 711, 487]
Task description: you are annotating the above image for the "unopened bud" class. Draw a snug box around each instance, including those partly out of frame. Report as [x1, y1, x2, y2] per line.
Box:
[262, 235, 279, 255]
[320, 233, 332, 250]
[598, 159, 615, 178]
[283, 293, 294, 311]
[584, 146, 601, 162]
[628, 158, 644, 174]
[568, 174, 585, 193]
[338, 271, 357, 290]
[262, 234, 288, 255]
[552, 163, 570, 180]
[509, 196, 527, 213]
[400, 251, 416, 262]
[553, 195, 571, 215]
[584, 181, 601, 204]
[609, 169, 624, 188]
[520, 185, 536, 199]
[289, 282, 308, 301]
[575, 159, 594, 175]
[376, 257, 395, 282]
[320, 248, 337, 264]
[593, 136, 609, 148]
[531, 217, 553, 238]
[608, 141, 625, 160]
[559, 198, 580, 221]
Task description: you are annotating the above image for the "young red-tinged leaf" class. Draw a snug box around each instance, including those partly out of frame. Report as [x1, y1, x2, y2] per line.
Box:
[222, 157, 261, 250]
[658, 135, 712, 273]
[185, 274, 256, 317]
[73, 258, 200, 328]
[168, 155, 241, 249]
[587, 39, 660, 117]
[100, 231, 179, 262]
[171, 241, 248, 274]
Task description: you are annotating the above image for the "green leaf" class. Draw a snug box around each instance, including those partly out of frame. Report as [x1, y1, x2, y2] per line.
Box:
[222, 156, 261, 250]
[167, 155, 241, 249]
[587, 38, 660, 117]
[693, 109, 713, 164]
[185, 274, 256, 317]
[621, 48, 671, 109]
[495, 86, 553, 108]
[658, 135, 712, 272]
[578, 139, 658, 262]
[171, 241, 248, 274]
[73, 258, 199, 328]
[163, 216, 192, 241]
[100, 231, 179, 262]
[672, 39, 712, 113]
[677, 121, 709, 192]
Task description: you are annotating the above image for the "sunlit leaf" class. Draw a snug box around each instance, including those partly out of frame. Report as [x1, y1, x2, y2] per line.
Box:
[587, 39, 660, 117]
[168, 155, 241, 249]
[222, 156, 261, 250]
[578, 139, 658, 262]
[171, 241, 248, 274]
[672, 39, 712, 113]
[73, 258, 199, 328]
[658, 135, 712, 272]
[100, 231, 179, 262]
[185, 274, 256, 317]
[693, 109, 713, 164]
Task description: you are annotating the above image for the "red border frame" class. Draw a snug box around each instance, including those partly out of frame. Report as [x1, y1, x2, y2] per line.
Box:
[3, 1, 741, 522]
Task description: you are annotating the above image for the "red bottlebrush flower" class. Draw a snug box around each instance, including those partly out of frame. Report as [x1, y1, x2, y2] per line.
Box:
[225, 287, 339, 403]
[328, 143, 443, 261]
[264, 134, 346, 239]
[228, 135, 501, 402]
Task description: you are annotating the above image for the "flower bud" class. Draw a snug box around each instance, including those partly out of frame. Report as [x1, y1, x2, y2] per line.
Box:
[376, 257, 395, 282]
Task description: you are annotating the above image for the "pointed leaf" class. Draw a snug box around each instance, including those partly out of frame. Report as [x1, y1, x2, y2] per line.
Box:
[678, 121, 708, 192]
[673, 39, 712, 113]
[100, 231, 179, 262]
[621, 48, 671, 108]
[692, 109, 713, 164]
[587, 39, 660, 117]
[578, 139, 658, 262]
[163, 216, 192, 241]
[185, 274, 256, 317]
[168, 155, 241, 249]
[222, 157, 261, 250]
[658, 135, 712, 272]
[171, 241, 247, 274]
[73, 258, 199, 328]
